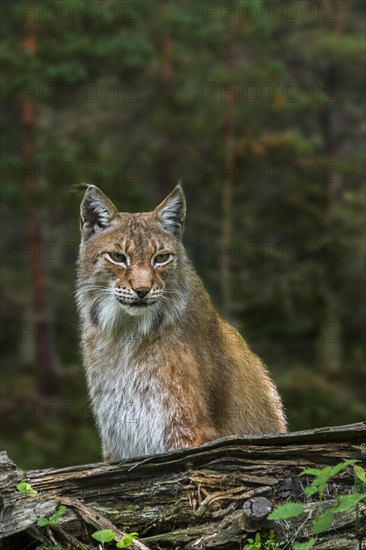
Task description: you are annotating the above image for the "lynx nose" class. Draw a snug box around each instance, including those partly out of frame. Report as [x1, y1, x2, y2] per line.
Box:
[134, 286, 150, 299]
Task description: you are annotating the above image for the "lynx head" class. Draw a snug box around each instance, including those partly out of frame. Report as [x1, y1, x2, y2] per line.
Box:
[76, 183, 187, 331]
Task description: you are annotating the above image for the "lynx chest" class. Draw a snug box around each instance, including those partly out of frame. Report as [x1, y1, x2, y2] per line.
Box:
[85, 341, 170, 459]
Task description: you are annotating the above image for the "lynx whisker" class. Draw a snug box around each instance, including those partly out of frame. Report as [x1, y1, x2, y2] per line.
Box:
[77, 285, 114, 294]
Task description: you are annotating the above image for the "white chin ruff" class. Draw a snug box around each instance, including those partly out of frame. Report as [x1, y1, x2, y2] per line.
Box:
[120, 303, 156, 317]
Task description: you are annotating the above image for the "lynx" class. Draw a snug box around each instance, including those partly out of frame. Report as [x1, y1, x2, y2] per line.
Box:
[76, 183, 286, 461]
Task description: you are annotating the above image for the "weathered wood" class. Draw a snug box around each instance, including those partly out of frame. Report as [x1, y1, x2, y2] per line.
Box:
[242, 497, 273, 532]
[1, 423, 365, 549]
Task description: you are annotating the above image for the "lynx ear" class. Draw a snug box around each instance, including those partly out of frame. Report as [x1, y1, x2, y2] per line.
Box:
[77, 184, 118, 240]
[154, 184, 186, 238]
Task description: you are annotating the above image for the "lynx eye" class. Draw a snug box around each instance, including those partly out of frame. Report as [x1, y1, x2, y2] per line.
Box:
[107, 252, 128, 265]
[153, 253, 172, 266]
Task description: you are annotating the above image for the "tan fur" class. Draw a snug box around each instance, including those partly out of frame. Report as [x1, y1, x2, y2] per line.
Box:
[76, 184, 286, 460]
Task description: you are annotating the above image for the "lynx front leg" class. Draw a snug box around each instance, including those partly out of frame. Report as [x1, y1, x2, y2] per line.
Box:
[162, 387, 219, 451]
[161, 351, 220, 451]
[168, 425, 219, 451]
[102, 440, 114, 462]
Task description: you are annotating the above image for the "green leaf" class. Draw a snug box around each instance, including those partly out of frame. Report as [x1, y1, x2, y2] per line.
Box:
[354, 465, 366, 484]
[331, 493, 366, 513]
[304, 484, 320, 498]
[311, 510, 334, 533]
[325, 460, 358, 479]
[47, 505, 67, 525]
[37, 506, 67, 527]
[16, 482, 37, 495]
[50, 505, 67, 520]
[268, 502, 304, 520]
[293, 539, 317, 550]
[300, 468, 323, 477]
[354, 466, 366, 496]
[301, 460, 358, 484]
[92, 529, 116, 543]
[37, 517, 50, 527]
[116, 532, 139, 548]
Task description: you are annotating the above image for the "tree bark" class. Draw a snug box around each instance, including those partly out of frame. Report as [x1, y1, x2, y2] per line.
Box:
[1, 423, 365, 549]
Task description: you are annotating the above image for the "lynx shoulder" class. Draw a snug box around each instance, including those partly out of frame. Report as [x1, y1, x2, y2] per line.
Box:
[76, 184, 287, 460]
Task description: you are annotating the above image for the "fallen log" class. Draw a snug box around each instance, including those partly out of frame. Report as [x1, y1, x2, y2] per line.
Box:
[1, 422, 365, 549]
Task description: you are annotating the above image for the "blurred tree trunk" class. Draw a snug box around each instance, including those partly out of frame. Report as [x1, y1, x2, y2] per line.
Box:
[23, 5, 59, 395]
[317, 0, 348, 375]
[154, 3, 175, 199]
[220, 19, 236, 319]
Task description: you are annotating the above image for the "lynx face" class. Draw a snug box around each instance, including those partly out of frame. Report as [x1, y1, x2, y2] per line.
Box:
[77, 184, 187, 327]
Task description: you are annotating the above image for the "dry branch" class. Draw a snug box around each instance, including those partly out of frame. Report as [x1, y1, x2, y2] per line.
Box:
[1, 422, 365, 549]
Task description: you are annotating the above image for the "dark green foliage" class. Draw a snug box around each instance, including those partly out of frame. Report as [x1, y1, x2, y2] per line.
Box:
[243, 530, 284, 549]
[269, 462, 366, 547]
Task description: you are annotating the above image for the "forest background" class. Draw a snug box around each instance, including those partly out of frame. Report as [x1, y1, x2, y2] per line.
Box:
[1, 0, 365, 469]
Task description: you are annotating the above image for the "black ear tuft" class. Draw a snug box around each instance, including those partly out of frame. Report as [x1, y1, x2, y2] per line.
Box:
[154, 184, 186, 238]
[70, 183, 90, 194]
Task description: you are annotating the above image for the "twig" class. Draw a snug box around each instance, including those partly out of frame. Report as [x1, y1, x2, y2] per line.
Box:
[283, 510, 313, 550]
[51, 524, 89, 550]
[61, 497, 151, 550]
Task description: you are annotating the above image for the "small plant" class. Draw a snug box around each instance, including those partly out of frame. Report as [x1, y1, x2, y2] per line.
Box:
[268, 460, 366, 549]
[300, 459, 358, 504]
[16, 481, 38, 495]
[37, 505, 67, 527]
[91, 528, 139, 548]
[243, 532, 262, 550]
[243, 530, 284, 549]
[92, 529, 116, 547]
[116, 533, 138, 548]
[116, 532, 139, 548]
